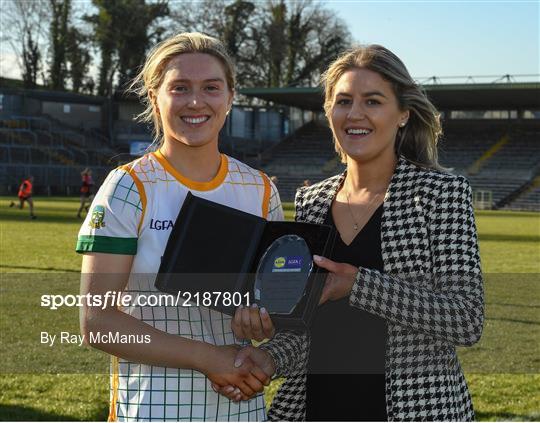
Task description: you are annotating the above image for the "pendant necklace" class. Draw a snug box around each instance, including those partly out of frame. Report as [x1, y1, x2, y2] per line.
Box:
[345, 190, 382, 231]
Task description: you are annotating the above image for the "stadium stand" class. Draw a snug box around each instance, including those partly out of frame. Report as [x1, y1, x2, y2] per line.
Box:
[260, 121, 344, 200]
[0, 115, 118, 195]
[467, 127, 539, 209]
[240, 83, 540, 210]
[258, 119, 539, 210]
[437, 124, 504, 172]
[505, 176, 540, 211]
[1, 82, 538, 211]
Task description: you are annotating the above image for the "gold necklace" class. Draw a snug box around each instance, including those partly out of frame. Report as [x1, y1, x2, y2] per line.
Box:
[345, 190, 382, 231]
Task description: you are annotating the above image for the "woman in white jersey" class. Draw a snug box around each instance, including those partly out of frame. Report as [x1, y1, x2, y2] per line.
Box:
[76, 32, 282, 421]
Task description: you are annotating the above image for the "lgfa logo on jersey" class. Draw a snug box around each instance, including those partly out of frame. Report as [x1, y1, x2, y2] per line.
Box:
[89, 205, 106, 229]
[149, 219, 174, 231]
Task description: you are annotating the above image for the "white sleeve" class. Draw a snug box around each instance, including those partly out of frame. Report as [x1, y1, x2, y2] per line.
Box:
[76, 167, 143, 255]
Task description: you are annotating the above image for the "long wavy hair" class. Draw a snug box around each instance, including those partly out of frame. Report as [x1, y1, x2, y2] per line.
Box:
[321, 45, 444, 170]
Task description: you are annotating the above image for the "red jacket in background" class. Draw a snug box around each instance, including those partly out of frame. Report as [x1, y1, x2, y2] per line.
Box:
[18, 179, 32, 198]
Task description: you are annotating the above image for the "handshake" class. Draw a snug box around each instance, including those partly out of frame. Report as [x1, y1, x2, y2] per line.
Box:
[203, 304, 276, 402]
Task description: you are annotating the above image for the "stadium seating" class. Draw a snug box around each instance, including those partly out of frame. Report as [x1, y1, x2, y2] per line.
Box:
[508, 185, 540, 211]
[0, 115, 120, 195]
[258, 120, 539, 211]
[1, 107, 538, 211]
[259, 121, 343, 200]
[437, 127, 504, 172]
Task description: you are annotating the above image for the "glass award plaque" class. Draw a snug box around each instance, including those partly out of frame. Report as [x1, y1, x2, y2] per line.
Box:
[157, 193, 336, 328]
[254, 235, 313, 315]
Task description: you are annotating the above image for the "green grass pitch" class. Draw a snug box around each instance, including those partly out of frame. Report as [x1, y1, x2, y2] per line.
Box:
[0, 197, 538, 421]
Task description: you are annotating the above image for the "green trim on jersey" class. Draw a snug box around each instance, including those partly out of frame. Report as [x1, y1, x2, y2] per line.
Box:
[76, 235, 137, 255]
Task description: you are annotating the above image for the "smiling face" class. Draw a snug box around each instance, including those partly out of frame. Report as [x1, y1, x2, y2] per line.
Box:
[150, 53, 233, 149]
[329, 67, 409, 164]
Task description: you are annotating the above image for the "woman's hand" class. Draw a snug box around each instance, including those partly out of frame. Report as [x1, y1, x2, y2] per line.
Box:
[231, 304, 275, 342]
[202, 344, 271, 401]
[314, 255, 359, 305]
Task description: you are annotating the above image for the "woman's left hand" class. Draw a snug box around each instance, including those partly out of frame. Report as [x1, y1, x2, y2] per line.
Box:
[314, 255, 359, 305]
[231, 304, 275, 342]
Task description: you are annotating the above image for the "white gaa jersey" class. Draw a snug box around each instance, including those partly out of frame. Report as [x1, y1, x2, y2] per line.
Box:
[77, 150, 283, 421]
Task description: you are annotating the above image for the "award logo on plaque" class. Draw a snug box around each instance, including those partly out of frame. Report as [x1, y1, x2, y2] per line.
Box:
[254, 235, 313, 314]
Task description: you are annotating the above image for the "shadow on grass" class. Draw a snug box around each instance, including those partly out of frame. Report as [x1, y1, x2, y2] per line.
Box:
[476, 410, 540, 421]
[288, 208, 540, 222]
[487, 302, 540, 309]
[0, 265, 79, 273]
[475, 210, 540, 218]
[0, 214, 84, 224]
[486, 316, 540, 326]
[0, 404, 108, 421]
[478, 233, 540, 243]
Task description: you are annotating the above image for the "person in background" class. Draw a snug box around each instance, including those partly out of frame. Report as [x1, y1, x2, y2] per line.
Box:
[10, 176, 36, 219]
[77, 168, 95, 218]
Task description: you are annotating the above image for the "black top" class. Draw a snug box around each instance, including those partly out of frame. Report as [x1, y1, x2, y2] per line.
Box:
[306, 204, 388, 421]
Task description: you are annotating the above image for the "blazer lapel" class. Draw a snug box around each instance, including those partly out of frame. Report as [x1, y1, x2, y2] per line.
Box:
[302, 173, 345, 225]
[302, 157, 409, 227]
[300, 157, 430, 274]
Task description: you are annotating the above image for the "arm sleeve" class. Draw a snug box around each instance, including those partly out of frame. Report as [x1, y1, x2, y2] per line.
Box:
[349, 176, 484, 346]
[75, 168, 143, 255]
[267, 179, 284, 221]
[259, 330, 310, 377]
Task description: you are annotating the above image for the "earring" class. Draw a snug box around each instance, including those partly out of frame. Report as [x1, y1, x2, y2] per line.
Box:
[152, 102, 160, 116]
[399, 121, 407, 127]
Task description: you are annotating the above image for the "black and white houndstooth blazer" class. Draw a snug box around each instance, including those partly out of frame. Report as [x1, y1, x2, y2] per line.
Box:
[261, 156, 484, 422]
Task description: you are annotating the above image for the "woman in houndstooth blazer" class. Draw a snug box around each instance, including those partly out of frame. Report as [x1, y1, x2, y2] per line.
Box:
[260, 156, 484, 421]
[224, 44, 484, 421]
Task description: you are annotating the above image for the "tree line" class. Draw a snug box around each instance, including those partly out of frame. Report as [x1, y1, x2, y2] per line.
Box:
[4, 0, 351, 96]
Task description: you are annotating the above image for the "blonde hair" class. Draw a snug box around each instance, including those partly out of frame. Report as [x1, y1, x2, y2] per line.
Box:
[129, 32, 236, 145]
[321, 45, 443, 170]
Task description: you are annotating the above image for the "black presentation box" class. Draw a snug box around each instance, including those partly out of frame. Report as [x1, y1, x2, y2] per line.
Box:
[156, 192, 336, 330]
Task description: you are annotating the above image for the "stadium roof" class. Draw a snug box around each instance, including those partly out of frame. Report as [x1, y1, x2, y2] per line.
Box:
[240, 82, 540, 111]
[0, 86, 105, 105]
